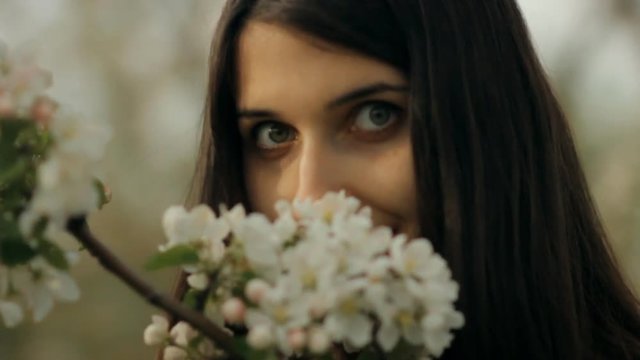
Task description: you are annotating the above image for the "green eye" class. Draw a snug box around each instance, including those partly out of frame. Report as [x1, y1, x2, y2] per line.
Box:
[253, 122, 296, 149]
[353, 102, 399, 132]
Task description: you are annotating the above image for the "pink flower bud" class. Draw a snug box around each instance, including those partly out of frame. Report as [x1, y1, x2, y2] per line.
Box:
[0, 93, 14, 117]
[221, 297, 245, 324]
[30, 96, 57, 126]
[287, 328, 307, 351]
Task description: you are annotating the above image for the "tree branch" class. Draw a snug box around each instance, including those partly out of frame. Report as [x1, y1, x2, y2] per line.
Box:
[66, 217, 240, 358]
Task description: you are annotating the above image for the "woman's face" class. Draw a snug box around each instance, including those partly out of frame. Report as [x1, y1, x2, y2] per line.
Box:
[236, 21, 418, 237]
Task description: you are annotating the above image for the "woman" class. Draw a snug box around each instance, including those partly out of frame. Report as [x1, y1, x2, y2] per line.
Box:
[176, 0, 640, 358]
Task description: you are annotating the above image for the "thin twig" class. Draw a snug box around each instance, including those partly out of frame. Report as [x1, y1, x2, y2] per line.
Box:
[66, 217, 240, 358]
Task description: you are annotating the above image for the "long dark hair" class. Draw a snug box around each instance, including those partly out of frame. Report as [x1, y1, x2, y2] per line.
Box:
[183, 0, 640, 358]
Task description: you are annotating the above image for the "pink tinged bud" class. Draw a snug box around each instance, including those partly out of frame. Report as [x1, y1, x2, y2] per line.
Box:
[245, 278, 269, 303]
[30, 96, 57, 126]
[221, 297, 246, 324]
[247, 324, 273, 349]
[308, 327, 331, 354]
[0, 93, 14, 117]
[287, 328, 307, 351]
[103, 184, 113, 204]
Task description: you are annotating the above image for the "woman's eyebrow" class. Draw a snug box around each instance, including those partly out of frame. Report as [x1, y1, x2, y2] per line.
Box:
[326, 82, 408, 109]
[237, 109, 275, 120]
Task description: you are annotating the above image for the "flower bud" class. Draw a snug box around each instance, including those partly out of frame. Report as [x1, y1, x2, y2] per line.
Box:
[247, 324, 273, 349]
[308, 327, 331, 354]
[0, 93, 14, 116]
[186, 272, 209, 291]
[287, 328, 307, 351]
[143, 315, 169, 346]
[244, 278, 269, 303]
[31, 96, 57, 126]
[163, 345, 188, 360]
[221, 297, 246, 324]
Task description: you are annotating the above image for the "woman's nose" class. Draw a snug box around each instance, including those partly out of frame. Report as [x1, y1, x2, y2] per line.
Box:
[293, 138, 347, 201]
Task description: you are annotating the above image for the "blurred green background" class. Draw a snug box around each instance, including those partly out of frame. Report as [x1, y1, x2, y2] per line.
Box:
[0, 0, 638, 359]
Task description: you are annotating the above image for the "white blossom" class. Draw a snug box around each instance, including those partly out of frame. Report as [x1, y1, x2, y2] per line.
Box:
[160, 205, 229, 272]
[308, 326, 331, 354]
[10, 258, 80, 322]
[247, 323, 273, 349]
[163, 346, 188, 360]
[186, 272, 209, 291]
[323, 279, 372, 349]
[149, 191, 464, 356]
[170, 321, 197, 347]
[0, 301, 24, 328]
[143, 315, 169, 346]
[234, 213, 282, 277]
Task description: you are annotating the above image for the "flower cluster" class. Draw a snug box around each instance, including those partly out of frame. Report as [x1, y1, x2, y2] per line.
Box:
[143, 315, 220, 360]
[147, 191, 464, 359]
[0, 40, 110, 327]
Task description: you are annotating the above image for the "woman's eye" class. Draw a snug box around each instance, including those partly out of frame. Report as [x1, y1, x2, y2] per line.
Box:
[252, 122, 296, 149]
[352, 102, 400, 133]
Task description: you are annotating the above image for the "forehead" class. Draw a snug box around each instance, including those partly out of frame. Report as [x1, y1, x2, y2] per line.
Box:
[236, 21, 406, 110]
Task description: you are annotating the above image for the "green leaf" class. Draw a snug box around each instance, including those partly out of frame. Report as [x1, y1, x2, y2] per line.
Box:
[356, 346, 383, 360]
[0, 158, 29, 188]
[38, 239, 69, 270]
[144, 244, 199, 271]
[0, 240, 37, 266]
[94, 179, 110, 209]
[182, 288, 201, 310]
[232, 337, 279, 360]
[0, 214, 21, 241]
[0, 120, 34, 168]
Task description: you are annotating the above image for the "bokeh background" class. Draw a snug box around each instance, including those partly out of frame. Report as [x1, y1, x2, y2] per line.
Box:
[0, 0, 639, 359]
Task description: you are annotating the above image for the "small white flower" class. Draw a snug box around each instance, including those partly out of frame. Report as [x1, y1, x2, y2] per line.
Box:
[421, 309, 464, 357]
[160, 205, 229, 271]
[293, 190, 361, 222]
[162, 206, 189, 244]
[162, 205, 229, 249]
[0, 301, 24, 328]
[234, 214, 281, 276]
[247, 323, 273, 349]
[143, 315, 169, 346]
[169, 321, 198, 347]
[372, 281, 423, 351]
[245, 278, 310, 354]
[323, 279, 372, 349]
[11, 258, 80, 322]
[163, 345, 188, 360]
[391, 236, 440, 281]
[219, 203, 246, 232]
